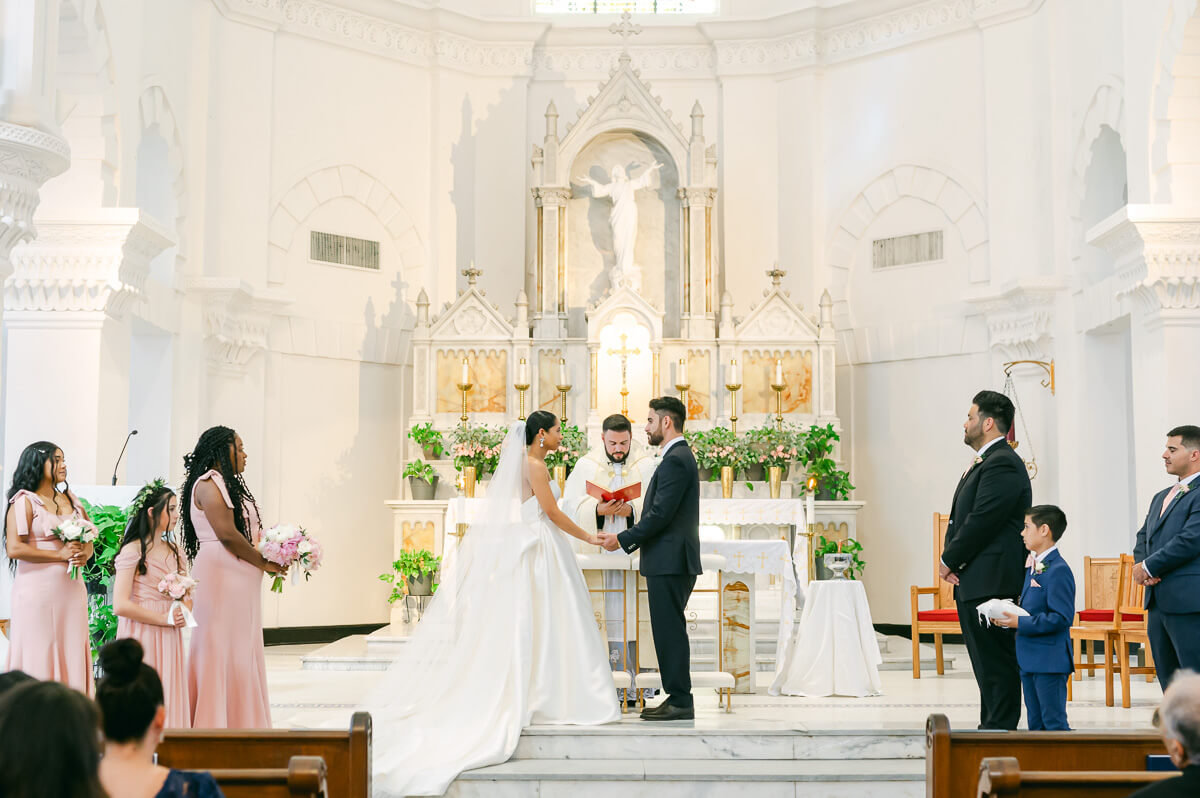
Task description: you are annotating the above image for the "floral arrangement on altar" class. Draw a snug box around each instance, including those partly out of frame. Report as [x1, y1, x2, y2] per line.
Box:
[545, 424, 587, 472]
[745, 423, 802, 475]
[450, 424, 505, 476]
[690, 427, 746, 480]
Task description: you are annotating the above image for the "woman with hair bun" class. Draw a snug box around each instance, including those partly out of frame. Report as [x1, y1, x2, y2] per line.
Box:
[3, 441, 95, 692]
[113, 480, 192, 727]
[96, 638, 224, 798]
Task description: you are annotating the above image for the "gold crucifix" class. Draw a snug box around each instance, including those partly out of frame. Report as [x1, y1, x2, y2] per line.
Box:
[606, 333, 641, 419]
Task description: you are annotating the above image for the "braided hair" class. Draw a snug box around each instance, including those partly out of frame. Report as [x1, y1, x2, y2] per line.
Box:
[5, 441, 77, 573]
[118, 480, 182, 576]
[179, 426, 260, 562]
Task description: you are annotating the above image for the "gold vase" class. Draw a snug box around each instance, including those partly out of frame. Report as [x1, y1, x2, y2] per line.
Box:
[462, 466, 476, 498]
[720, 466, 735, 499]
[769, 466, 783, 499]
[553, 464, 568, 493]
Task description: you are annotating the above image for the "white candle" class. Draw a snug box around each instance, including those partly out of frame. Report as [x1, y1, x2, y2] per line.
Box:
[558, 358, 568, 386]
[806, 489, 815, 532]
[455, 495, 466, 523]
[518, 358, 529, 385]
[730, 360, 739, 386]
[774, 359, 784, 385]
[461, 358, 470, 386]
[678, 358, 688, 387]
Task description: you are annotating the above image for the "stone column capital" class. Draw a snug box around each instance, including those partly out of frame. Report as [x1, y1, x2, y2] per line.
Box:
[0, 121, 70, 268]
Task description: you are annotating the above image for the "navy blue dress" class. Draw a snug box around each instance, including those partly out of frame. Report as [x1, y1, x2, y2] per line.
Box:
[155, 770, 224, 798]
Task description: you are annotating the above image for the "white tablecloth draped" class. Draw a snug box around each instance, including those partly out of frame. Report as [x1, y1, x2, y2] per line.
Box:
[699, 498, 805, 528]
[769, 579, 882, 698]
[702, 539, 798, 668]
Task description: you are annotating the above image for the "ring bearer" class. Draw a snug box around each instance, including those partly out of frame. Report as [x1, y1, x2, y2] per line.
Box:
[561, 413, 659, 678]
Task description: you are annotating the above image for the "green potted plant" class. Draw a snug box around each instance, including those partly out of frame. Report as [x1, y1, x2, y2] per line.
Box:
[409, 422, 445, 460]
[808, 455, 855, 500]
[78, 498, 132, 657]
[688, 429, 713, 481]
[812, 535, 865, 580]
[403, 460, 440, 500]
[380, 549, 442, 598]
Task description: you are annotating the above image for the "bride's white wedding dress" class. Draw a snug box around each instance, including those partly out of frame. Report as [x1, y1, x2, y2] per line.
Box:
[363, 424, 619, 797]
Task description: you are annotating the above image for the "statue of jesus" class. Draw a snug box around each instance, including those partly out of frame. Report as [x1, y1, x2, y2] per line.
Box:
[575, 161, 662, 292]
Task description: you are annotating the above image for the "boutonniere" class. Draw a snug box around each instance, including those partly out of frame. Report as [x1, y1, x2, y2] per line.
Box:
[973, 456, 983, 466]
[1034, 560, 1047, 575]
[1181, 483, 1191, 495]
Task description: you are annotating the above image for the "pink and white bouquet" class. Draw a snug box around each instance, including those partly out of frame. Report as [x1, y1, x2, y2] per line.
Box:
[50, 517, 98, 580]
[257, 523, 323, 594]
[157, 572, 198, 628]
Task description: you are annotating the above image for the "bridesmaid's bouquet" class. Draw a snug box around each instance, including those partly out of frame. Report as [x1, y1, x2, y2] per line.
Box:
[157, 573, 198, 628]
[50, 518, 98, 580]
[257, 523, 323, 594]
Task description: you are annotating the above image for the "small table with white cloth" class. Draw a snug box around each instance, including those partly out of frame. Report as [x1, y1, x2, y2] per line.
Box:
[769, 579, 882, 698]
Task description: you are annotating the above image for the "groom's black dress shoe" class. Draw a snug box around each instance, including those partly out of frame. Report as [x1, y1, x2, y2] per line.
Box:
[642, 704, 694, 721]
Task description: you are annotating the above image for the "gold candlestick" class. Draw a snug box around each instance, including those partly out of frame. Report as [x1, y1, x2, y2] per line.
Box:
[556, 385, 571, 425]
[676, 381, 690, 415]
[804, 475, 817, 582]
[456, 356, 472, 424]
[515, 356, 530, 421]
[770, 358, 786, 431]
[515, 383, 530, 420]
[725, 384, 741, 435]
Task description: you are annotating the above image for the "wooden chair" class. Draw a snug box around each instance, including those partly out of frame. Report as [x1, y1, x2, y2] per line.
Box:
[910, 512, 955, 677]
[1115, 553, 1157, 709]
[159, 712, 370, 798]
[212, 755, 328, 798]
[0, 618, 8, 636]
[925, 713, 1164, 798]
[976, 756, 1172, 798]
[1067, 556, 1126, 707]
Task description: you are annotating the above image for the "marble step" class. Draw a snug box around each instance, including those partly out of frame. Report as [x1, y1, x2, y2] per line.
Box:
[445, 758, 925, 798]
[512, 726, 924, 761]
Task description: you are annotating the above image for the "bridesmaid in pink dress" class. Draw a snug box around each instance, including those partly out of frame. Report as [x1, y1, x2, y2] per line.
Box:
[3, 441, 95, 693]
[181, 426, 284, 729]
[113, 481, 192, 728]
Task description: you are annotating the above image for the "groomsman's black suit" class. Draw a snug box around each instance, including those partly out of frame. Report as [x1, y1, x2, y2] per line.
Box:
[941, 438, 1031, 730]
[617, 437, 702, 708]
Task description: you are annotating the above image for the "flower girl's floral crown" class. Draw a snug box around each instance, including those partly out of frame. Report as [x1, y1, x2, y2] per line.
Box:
[130, 478, 172, 515]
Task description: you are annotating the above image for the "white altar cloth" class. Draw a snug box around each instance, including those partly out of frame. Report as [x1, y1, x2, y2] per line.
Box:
[699, 498, 805, 529]
[702, 539, 798, 668]
[769, 579, 882, 698]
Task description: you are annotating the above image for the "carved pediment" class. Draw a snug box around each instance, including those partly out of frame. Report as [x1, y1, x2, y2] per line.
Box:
[429, 287, 513, 341]
[586, 285, 663, 343]
[736, 291, 819, 342]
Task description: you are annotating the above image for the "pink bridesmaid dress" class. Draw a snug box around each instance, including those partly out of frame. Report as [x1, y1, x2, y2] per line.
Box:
[187, 470, 271, 728]
[114, 541, 191, 727]
[5, 490, 93, 693]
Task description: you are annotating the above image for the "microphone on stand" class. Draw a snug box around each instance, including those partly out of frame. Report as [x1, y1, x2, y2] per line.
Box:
[112, 430, 138, 486]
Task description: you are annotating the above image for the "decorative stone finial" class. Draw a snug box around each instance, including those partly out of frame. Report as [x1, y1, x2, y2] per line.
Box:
[462, 263, 482, 286]
[416, 288, 430, 326]
[691, 101, 704, 139]
[819, 289, 833, 327]
[766, 265, 786, 287]
[545, 101, 558, 140]
[609, 11, 643, 43]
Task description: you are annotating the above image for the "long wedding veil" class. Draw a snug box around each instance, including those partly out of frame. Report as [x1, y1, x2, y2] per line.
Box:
[362, 421, 536, 796]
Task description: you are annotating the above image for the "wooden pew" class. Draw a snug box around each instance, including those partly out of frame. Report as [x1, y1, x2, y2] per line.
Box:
[159, 712, 370, 798]
[976, 756, 1173, 797]
[212, 755, 328, 798]
[926, 713, 1164, 798]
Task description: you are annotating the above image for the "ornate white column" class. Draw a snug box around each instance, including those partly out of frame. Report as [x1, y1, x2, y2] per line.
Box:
[1090, 206, 1200, 505]
[531, 186, 570, 340]
[4, 210, 171, 482]
[678, 101, 718, 340]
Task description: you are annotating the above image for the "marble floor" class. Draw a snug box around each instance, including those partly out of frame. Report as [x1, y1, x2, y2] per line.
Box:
[265, 639, 1161, 733]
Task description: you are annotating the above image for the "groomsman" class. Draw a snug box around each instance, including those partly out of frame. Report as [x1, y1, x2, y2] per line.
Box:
[1133, 426, 1200, 688]
[940, 390, 1032, 730]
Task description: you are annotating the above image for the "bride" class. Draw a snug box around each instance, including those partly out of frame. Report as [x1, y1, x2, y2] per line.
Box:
[363, 410, 620, 796]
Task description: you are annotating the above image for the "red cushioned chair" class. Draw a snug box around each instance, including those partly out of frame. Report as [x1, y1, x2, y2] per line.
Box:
[910, 512, 955, 678]
[1068, 556, 1122, 706]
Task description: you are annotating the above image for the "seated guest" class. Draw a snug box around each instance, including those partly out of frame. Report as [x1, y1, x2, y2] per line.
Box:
[96, 638, 224, 798]
[994, 504, 1074, 731]
[0, 679, 106, 798]
[0, 669, 34, 697]
[1129, 669, 1200, 796]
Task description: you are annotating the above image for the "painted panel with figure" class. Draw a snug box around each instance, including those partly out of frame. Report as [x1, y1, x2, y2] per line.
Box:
[741, 350, 814, 414]
[684, 350, 710, 420]
[436, 350, 508, 414]
[538, 350, 564, 411]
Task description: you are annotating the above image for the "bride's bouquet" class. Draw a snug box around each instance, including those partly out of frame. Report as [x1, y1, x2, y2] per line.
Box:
[257, 523, 323, 594]
[50, 518, 98, 580]
[157, 572, 199, 628]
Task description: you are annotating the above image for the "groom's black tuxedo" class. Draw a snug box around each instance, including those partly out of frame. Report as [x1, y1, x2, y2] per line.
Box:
[942, 438, 1031, 730]
[618, 437, 701, 708]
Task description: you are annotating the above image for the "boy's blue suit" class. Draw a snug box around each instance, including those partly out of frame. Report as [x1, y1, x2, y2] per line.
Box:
[1015, 548, 1075, 730]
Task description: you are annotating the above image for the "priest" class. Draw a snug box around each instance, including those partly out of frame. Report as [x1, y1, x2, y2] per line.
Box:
[561, 413, 660, 672]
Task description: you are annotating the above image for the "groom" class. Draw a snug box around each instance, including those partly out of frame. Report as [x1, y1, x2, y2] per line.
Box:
[598, 396, 702, 721]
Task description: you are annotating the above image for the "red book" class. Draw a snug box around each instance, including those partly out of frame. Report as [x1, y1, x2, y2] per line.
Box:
[585, 481, 642, 503]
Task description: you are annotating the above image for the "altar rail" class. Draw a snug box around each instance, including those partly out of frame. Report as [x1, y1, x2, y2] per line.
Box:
[925, 713, 1163, 798]
[159, 713, 371, 798]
